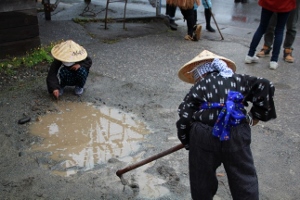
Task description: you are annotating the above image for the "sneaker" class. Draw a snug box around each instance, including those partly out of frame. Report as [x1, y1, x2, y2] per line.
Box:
[193, 25, 202, 41]
[184, 35, 195, 41]
[269, 61, 278, 70]
[245, 55, 259, 64]
[256, 46, 271, 57]
[74, 86, 84, 95]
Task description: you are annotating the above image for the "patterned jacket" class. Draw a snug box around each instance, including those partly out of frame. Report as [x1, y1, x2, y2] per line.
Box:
[46, 56, 92, 93]
[176, 72, 277, 148]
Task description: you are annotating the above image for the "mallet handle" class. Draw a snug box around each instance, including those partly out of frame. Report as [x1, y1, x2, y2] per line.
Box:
[116, 143, 184, 177]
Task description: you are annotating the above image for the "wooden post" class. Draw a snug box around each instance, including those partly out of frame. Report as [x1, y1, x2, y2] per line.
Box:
[43, 0, 51, 20]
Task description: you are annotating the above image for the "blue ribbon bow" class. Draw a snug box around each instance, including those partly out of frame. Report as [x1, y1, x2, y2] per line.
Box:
[200, 91, 246, 141]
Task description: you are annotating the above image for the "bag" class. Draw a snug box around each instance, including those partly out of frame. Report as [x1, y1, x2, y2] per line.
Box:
[167, 0, 195, 10]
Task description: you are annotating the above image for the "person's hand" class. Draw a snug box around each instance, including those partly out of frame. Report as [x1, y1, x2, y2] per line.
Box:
[53, 89, 59, 99]
[70, 64, 80, 71]
[247, 112, 259, 126]
[252, 118, 259, 126]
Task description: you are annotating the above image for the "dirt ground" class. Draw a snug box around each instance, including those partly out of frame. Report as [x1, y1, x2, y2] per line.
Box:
[0, 60, 191, 200]
[1, 1, 300, 199]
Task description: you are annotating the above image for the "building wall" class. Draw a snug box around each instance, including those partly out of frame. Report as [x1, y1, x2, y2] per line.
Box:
[0, 0, 40, 59]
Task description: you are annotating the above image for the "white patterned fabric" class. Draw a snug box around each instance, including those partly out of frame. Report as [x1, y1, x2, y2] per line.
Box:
[192, 58, 234, 81]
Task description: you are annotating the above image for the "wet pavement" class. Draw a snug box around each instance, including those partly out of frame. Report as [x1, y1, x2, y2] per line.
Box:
[14, 0, 300, 199]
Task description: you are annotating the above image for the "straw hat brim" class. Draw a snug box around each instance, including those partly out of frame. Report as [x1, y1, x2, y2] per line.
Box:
[178, 51, 236, 84]
[51, 40, 88, 62]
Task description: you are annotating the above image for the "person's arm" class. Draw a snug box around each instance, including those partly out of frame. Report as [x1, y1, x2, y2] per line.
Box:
[78, 56, 92, 71]
[243, 75, 277, 122]
[46, 59, 62, 94]
[176, 85, 202, 150]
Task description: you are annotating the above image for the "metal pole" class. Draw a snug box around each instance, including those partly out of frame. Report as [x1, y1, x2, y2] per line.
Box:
[156, 0, 161, 16]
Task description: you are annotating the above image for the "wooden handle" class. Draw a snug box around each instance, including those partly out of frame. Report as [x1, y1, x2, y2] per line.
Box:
[116, 143, 184, 177]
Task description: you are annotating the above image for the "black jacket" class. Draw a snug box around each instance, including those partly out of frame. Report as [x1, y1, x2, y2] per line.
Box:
[46, 56, 92, 93]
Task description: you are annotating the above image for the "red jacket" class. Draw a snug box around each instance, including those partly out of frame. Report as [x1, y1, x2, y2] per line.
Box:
[258, 0, 296, 12]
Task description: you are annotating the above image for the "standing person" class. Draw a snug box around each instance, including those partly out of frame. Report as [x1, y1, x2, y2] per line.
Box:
[167, 0, 202, 41]
[46, 40, 92, 99]
[245, 0, 296, 70]
[257, 0, 299, 63]
[234, 0, 248, 3]
[193, 0, 200, 24]
[165, 2, 178, 30]
[202, 0, 216, 32]
[177, 50, 277, 199]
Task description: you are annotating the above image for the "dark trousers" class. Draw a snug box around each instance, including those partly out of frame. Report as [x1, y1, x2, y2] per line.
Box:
[180, 8, 196, 36]
[166, 3, 177, 19]
[264, 3, 299, 49]
[189, 122, 258, 200]
[248, 8, 290, 62]
[59, 67, 89, 88]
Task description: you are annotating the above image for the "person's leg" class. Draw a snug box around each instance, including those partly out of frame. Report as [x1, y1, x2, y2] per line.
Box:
[74, 67, 89, 95]
[222, 124, 259, 200]
[75, 67, 89, 88]
[257, 13, 277, 57]
[245, 8, 274, 63]
[165, 3, 170, 16]
[189, 123, 222, 200]
[202, 0, 215, 32]
[194, 9, 197, 24]
[204, 8, 216, 32]
[181, 8, 197, 40]
[264, 13, 277, 47]
[270, 11, 290, 64]
[166, 3, 178, 30]
[248, 8, 274, 57]
[283, 7, 298, 62]
[59, 67, 76, 87]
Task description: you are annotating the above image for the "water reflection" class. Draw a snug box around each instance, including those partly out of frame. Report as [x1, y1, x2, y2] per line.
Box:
[30, 101, 149, 176]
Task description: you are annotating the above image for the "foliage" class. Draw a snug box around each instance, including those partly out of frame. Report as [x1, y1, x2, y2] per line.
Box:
[0, 43, 56, 75]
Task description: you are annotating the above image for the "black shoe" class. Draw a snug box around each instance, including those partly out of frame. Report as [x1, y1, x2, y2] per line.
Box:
[234, 0, 241, 2]
[206, 26, 215, 32]
[241, 0, 248, 3]
[169, 19, 178, 30]
[170, 19, 178, 26]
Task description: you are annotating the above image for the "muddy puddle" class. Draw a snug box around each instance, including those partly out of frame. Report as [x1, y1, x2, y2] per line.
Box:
[29, 101, 150, 176]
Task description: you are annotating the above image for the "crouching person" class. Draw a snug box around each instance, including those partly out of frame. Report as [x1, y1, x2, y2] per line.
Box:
[46, 40, 92, 99]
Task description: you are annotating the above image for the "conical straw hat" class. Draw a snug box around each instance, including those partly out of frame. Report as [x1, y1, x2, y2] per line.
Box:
[178, 50, 236, 84]
[51, 40, 87, 62]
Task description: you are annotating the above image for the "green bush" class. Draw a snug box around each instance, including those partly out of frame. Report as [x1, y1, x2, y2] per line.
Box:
[0, 43, 55, 75]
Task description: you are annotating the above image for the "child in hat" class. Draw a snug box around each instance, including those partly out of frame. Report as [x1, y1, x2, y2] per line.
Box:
[46, 40, 92, 99]
[176, 50, 276, 199]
